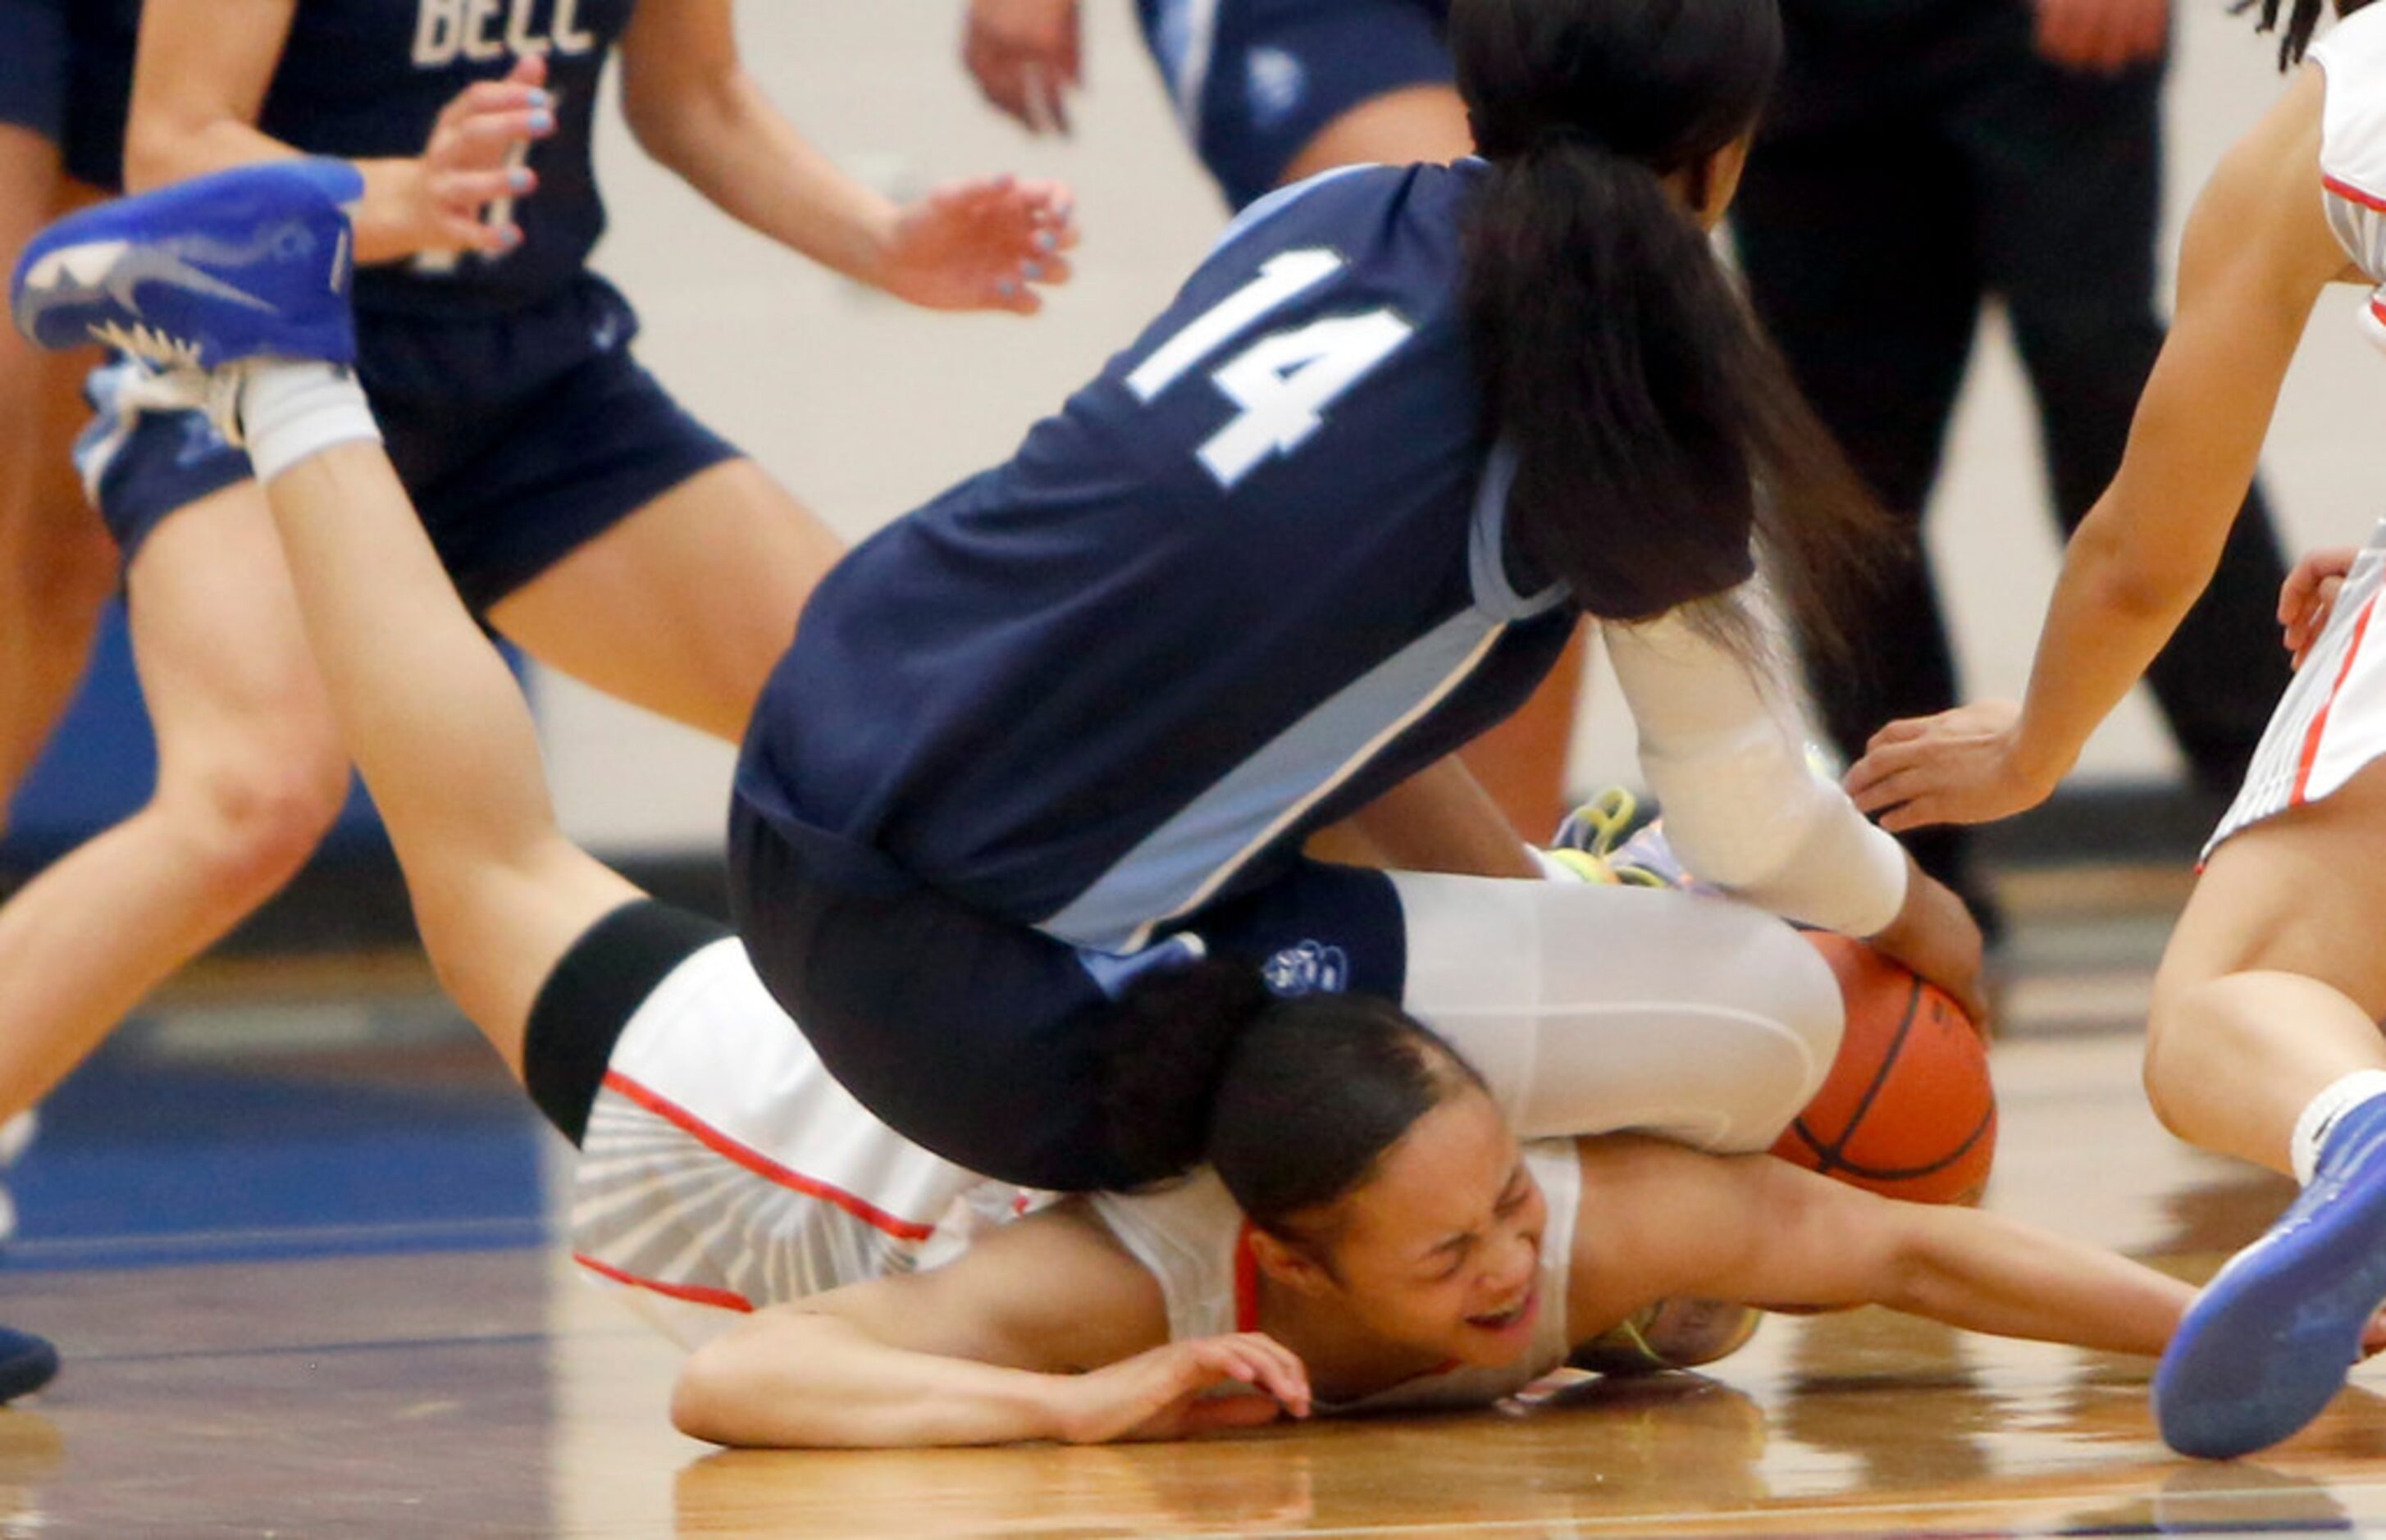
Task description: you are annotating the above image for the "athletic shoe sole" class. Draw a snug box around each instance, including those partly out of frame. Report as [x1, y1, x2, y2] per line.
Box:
[2154, 1131, 2386, 1458]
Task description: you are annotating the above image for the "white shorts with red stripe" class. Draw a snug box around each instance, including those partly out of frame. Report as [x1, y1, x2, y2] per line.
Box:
[2206, 524, 2386, 860]
[567, 937, 1014, 1346]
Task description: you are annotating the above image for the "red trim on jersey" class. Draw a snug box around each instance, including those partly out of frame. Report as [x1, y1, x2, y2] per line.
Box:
[601, 1069, 938, 1242]
[2327, 172, 2386, 213]
[574, 1252, 755, 1313]
[2294, 590, 2382, 804]
[1234, 1222, 1261, 1333]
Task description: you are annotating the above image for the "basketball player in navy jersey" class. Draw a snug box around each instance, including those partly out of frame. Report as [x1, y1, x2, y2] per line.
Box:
[0, 0, 1077, 1137]
[734, 0, 1986, 1191]
[961, 0, 1588, 847]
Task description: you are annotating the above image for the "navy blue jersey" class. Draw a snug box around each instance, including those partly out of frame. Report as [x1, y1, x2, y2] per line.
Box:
[737, 162, 1578, 956]
[258, 0, 635, 317]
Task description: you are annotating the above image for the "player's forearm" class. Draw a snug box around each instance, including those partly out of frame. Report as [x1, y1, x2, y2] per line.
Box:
[633, 70, 899, 289]
[1891, 1205, 2190, 1356]
[673, 1311, 1074, 1449]
[2007, 501, 2221, 800]
[1608, 607, 1905, 934]
[1343, 758, 1539, 878]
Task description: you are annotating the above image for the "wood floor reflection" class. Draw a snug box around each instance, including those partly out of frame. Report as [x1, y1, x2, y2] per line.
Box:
[10, 880, 2386, 1537]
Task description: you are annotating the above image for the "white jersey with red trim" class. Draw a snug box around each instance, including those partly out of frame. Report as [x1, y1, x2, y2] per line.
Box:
[567, 938, 1018, 1346]
[1088, 1140, 1582, 1413]
[2315, 5, 2386, 341]
[2209, 522, 2386, 855]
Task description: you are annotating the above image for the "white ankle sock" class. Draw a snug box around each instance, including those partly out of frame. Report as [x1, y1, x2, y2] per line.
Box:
[2290, 1069, 2386, 1184]
[237, 362, 380, 485]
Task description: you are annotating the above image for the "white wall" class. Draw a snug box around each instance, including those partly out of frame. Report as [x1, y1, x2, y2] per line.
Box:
[543, 0, 2386, 855]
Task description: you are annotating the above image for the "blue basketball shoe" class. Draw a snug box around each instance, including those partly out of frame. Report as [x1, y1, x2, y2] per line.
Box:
[0, 1328, 57, 1403]
[11, 158, 363, 371]
[2154, 1094, 2386, 1458]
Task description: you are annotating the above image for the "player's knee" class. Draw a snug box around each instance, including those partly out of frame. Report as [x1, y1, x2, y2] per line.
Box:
[2142, 969, 2247, 1143]
[156, 743, 348, 897]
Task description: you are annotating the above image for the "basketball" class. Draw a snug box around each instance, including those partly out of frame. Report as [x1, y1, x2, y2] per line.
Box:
[1769, 932, 1996, 1206]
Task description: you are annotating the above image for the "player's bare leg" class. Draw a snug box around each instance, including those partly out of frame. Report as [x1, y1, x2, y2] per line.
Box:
[0, 131, 112, 840]
[2145, 764, 2386, 1173]
[2146, 761, 2386, 1458]
[262, 435, 638, 1067]
[6, 157, 636, 1090]
[0, 481, 349, 1120]
[486, 458, 840, 743]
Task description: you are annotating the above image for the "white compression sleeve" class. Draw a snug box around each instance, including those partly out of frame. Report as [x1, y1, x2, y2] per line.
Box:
[238, 362, 381, 485]
[1604, 600, 1907, 937]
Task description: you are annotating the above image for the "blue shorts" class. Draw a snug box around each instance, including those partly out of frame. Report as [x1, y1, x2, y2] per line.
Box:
[76, 275, 740, 612]
[1135, 0, 1452, 209]
[0, 0, 132, 191]
[726, 795, 1407, 1191]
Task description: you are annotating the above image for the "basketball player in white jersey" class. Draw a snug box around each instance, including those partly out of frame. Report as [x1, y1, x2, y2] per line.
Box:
[1841, 0, 2386, 1461]
[668, 977, 2198, 1448]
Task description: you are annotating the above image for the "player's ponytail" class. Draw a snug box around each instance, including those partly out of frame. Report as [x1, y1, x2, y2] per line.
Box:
[1097, 959, 1275, 1184]
[1097, 969, 1485, 1242]
[1452, 0, 1887, 663]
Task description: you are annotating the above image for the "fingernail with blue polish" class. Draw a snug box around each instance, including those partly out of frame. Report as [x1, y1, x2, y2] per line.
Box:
[529, 111, 554, 134]
[508, 168, 531, 192]
[1035, 230, 1058, 252]
[1021, 262, 1043, 281]
[997, 279, 1019, 297]
[527, 88, 551, 108]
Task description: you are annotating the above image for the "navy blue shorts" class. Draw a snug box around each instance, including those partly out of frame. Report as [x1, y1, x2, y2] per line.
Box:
[0, 0, 132, 191]
[727, 794, 1407, 1191]
[1135, 0, 1452, 209]
[76, 274, 739, 612]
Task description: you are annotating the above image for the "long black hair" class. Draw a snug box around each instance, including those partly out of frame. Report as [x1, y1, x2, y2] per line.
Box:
[1452, 0, 1888, 661]
[2242, 0, 2379, 67]
[1097, 960, 1485, 1247]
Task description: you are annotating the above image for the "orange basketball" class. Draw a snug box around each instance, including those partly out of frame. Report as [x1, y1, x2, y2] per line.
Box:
[1768, 931, 1996, 1206]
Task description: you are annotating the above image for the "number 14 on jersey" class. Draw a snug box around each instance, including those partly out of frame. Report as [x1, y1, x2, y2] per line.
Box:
[1127, 249, 1416, 490]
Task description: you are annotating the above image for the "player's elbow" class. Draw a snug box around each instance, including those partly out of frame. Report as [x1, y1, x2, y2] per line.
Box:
[620, 66, 742, 177]
[618, 93, 683, 171]
[2069, 463, 2229, 626]
[1656, 788, 1829, 906]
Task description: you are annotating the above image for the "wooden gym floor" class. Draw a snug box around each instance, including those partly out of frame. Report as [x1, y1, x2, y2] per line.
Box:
[3, 863, 2382, 1538]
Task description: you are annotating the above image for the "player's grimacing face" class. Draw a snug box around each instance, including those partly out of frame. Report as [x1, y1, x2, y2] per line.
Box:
[1316, 1088, 1549, 1367]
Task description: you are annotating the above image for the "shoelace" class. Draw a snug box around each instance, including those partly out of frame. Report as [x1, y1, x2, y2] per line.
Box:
[108, 357, 249, 445]
[1547, 786, 1675, 888]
